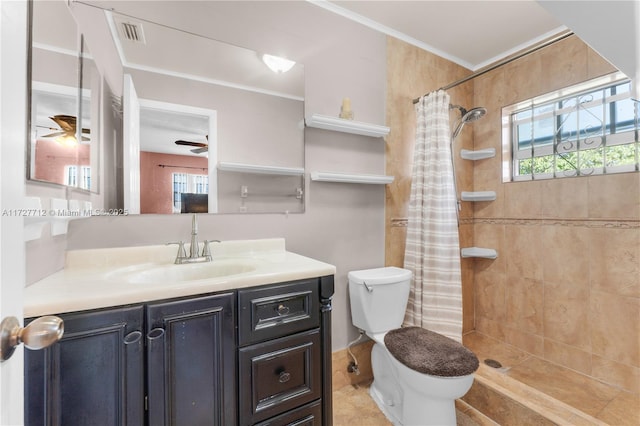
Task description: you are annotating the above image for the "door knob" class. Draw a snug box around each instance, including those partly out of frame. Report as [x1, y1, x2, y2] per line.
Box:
[0, 315, 64, 361]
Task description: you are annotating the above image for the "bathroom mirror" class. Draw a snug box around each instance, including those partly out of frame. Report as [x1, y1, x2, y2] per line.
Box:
[28, 0, 98, 192]
[61, 2, 306, 214]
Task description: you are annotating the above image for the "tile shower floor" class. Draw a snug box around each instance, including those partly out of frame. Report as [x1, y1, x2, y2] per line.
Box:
[332, 332, 639, 425]
[463, 332, 639, 425]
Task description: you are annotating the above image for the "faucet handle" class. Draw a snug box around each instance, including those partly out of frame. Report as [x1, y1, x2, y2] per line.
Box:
[167, 241, 187, 263]
[201, 240, 220, 260]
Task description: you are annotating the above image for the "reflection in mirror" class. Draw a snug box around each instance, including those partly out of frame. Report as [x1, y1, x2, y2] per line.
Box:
[99, 6, 305, 214]
[29, 1, 98, 192]
[80, 36, 100, 192]
[30, 85, 89, 187]
[138, 101, 214, 214]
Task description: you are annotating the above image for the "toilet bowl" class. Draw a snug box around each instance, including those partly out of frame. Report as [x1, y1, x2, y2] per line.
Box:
[348, 267, 479, 426]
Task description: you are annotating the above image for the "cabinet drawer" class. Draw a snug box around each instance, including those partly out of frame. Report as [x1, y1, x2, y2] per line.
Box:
[238, 279, 319, 346]
[239, 329, 321, 425]
[255, 400, 322, 426]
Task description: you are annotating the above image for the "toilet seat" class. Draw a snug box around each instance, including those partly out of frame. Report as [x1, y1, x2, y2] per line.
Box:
[384, 327, 479, 377]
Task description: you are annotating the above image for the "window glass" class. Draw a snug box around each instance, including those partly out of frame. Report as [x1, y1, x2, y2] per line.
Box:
[504, 72, 639, 181]
[172, 173, 208, 212]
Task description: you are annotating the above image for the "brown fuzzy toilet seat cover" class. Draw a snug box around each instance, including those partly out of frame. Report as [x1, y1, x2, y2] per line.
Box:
[384, 326, 479, 377]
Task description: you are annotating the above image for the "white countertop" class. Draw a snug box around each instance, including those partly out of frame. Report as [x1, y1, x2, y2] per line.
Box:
[25, 238, 336, 317]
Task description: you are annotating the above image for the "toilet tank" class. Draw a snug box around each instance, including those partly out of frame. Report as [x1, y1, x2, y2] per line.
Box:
[348, 267, 412, 334]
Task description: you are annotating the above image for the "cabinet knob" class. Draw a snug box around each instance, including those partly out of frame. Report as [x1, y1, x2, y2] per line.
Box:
[276, 304, 290, 316]
[1, 315, 64, 361]
[278, 371, 291, 383]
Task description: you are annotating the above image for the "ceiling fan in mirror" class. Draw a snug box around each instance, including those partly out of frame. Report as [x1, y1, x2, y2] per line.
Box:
[38, 115, 90, 146]
[175, 135, 208, 154]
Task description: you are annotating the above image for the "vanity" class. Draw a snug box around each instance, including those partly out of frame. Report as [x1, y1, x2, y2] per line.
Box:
[23, 239, 335, 426]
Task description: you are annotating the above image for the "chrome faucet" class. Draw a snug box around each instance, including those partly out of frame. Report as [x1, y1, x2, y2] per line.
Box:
[168, 214, 219, 264]
[189, 213, 200, 259]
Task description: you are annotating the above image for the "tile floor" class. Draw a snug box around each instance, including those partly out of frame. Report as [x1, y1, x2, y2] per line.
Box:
[333, 382, 391, 426]
[332, 382, 490, 426]
[332, 332, 640, 425]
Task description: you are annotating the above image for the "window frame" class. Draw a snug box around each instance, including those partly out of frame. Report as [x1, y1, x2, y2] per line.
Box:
[502, 71, 639, 182]
[65, 165, 91, 190]
[172, 172, 209, 212]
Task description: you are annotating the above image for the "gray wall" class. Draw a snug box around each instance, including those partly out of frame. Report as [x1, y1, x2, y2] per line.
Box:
[26, 1, 387, 351]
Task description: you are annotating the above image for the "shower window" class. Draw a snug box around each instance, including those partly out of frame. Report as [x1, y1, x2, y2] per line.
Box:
[503, 72, 639, 181]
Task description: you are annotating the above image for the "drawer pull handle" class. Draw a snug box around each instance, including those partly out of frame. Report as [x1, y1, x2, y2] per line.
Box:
[276, 304, 290, 316]
[124, 331, 142, 345]
[278, 371, 291, 383]
[147, 328, 165, 340]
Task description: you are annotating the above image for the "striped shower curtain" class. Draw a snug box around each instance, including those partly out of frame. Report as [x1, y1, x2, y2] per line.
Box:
[403, 90, 463, 343]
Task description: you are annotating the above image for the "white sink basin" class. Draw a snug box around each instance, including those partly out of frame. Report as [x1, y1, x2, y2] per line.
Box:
[25, 239, 338, 317]
[122, 259, 260, 284]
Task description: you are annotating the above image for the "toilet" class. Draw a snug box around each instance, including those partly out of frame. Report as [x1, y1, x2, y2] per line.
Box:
[348, 267, 479, 426]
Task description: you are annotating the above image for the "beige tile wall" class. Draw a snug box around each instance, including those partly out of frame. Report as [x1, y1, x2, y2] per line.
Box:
[471, 35, 639, 394]
[386, 35, 640, 393]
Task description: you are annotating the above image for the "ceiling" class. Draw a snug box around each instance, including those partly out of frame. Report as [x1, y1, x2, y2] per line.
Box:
[34, 1, 572, 156]
[321, 1, 565, 71]
[80, 0, 566, 73]
[108, 11, 305, 100]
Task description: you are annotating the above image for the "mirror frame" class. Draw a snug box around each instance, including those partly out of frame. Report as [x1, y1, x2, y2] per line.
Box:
[27, 1, 96, 193]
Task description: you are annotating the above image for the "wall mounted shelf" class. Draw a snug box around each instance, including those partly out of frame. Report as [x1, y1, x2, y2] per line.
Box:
[305, 113, 390, 138]
[461, 247, 498, 259]
[310, 171, 394, 185]
[460, 148, 496, 160]
[460, 191, 497, 202]
[217, 162, 304, 176]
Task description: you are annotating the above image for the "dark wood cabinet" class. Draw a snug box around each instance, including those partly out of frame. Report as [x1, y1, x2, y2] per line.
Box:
[146, 292, 236, 426]
[239, 329, 321, 424]
[25, 275, 334, 426]
[238, 276, 334, 426]
[238, 279, 320, 346]
[24, 305, 145, 426]
[254, 400, 322, 426]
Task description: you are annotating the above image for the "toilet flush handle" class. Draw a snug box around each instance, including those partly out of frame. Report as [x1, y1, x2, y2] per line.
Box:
[363, 280, 374, 293]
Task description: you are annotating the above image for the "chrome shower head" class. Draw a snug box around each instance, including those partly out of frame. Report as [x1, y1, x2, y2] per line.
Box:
[461, 107, 486, 123]
[451, 106, 486, 140]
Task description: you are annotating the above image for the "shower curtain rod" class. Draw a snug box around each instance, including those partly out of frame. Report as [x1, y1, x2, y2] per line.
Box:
[412, 30, 574, 104]
[158, 164, 208, 171]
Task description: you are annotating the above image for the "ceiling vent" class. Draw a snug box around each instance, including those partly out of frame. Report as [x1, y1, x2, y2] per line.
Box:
[118, 21, 146, 44]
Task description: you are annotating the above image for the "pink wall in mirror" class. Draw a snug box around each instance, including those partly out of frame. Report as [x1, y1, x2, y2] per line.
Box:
[140, 151, 208, 214]
[34, 139, 90, 186]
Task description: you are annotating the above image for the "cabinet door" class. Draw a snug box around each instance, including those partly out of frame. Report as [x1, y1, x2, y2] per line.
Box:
[146, 292, 236, 426]
[24, 305, 145, 426]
